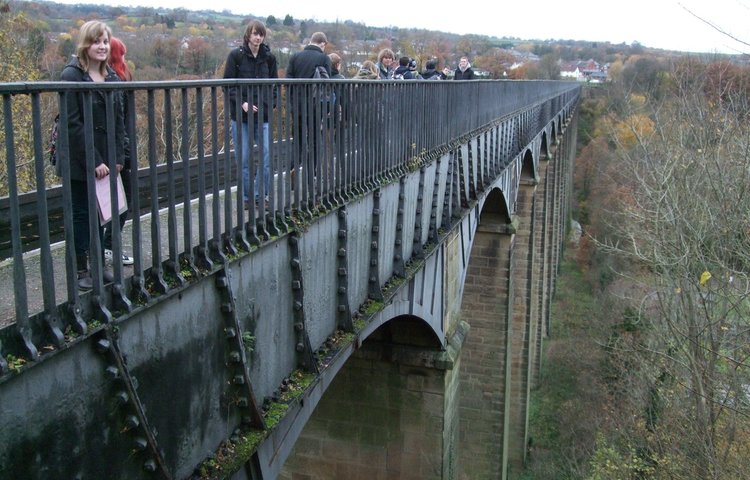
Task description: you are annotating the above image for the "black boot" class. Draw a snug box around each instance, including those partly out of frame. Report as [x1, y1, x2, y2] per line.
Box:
[77, 269, 93, 290]
[76, 255, 92, 290]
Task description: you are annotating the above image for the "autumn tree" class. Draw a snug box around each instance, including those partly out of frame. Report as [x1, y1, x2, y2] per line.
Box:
[181, 37, 211, 76]
[151, 36, 181, 72]
[56, 32, 75, 61]
[620, 56, 669, 96]
[474, 48, 517, 79]
[537, 53, 561, 79]
[0, 1, 51, 196]
[589, 58, 750, 479]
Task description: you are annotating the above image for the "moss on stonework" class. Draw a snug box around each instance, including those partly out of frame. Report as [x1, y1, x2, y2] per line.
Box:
[278, 370, 315, 404]
[361, 299, 384, 317]
[196, 427, 265, 479]
[382, 275, 406, 298]
[353, 318, 365, 331]
[195, 369, 317, 479]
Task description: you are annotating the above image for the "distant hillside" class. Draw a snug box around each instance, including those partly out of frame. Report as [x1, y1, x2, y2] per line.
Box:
[7, 0, 727, 81]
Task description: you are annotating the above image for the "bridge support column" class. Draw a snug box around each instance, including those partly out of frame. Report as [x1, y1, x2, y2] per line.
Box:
[280, 319, 468, 480]
[507, 180, 538, 474]
[458, 210, 516, 480]
[533, 160, 551, 386]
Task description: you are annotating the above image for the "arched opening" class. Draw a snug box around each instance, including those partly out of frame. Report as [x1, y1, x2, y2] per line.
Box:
[485, 187, 512, 224]
[521, 148, 535, 181]
[540, 132, 549, 161]
[280, 316, 454, 479]
[551, 121, 558, 146]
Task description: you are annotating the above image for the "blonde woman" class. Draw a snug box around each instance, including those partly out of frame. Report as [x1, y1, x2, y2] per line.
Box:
[60, 20, 127, 290]
[355, 60, 379, 80]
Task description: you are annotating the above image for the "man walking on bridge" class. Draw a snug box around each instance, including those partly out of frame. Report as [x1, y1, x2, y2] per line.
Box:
[286, 32, 332, 176]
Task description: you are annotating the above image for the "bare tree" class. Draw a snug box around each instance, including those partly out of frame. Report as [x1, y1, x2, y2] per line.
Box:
[594, 58, 750, 479]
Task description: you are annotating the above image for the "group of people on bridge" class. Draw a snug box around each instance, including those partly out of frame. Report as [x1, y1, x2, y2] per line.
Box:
[59, 18, 478, 292]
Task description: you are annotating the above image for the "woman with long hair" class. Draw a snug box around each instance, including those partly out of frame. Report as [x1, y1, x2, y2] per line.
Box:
[60, 20, 127, 290]
[109, 36, 132, 81]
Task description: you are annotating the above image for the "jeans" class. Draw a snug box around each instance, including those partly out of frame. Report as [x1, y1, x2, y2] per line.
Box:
[231, 120, 270, 202]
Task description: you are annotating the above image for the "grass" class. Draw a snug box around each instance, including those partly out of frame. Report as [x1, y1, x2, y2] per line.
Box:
[522, 252, 606, 480]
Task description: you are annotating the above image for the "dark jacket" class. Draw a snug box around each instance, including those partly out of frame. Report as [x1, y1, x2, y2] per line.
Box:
[60, 57, 127, 182]
[454, 67, 476, 80]
[223, 43, 278, 123]
[393, 65, 414, 79]
[286, 44, 331, 79]
[421, 68, 446, 80]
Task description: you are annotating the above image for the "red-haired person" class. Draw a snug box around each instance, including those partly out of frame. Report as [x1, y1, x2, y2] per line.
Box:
[101, 36, 134, 267]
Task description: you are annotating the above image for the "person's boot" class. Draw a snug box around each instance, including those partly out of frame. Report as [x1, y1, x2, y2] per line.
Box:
[103, 268, 115, 284]
[76, 255, 92, 290]
[77, 269, 93, 291]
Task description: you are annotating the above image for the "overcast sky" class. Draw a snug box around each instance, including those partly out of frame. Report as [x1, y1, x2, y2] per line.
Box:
[51, 0, 750, 54]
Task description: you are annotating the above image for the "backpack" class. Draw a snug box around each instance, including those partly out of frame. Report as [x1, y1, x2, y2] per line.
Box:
[312, 65, 329, 79]
[47, 114, 59, 166]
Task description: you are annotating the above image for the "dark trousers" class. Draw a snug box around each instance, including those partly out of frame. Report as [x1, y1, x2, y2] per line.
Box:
[71, 179, 104, 270]
[295, 103, 322, 171]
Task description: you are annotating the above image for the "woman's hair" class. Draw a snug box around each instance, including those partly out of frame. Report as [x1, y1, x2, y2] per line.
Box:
[356, 60, 379, 79]
[76, 20, 112, 76]
[109, 37, 132, 81]
[377, 48, 395, 63]
[328, 52, 341, 68]
[243, 20, 267, 50]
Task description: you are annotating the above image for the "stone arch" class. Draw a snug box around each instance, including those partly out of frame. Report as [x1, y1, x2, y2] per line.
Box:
[485, 186, 512, 225]
[540, 131, 549, 161]
[378, 300, 446, 348]
[521, 148, 535, 181]
[551, 120, 558, 146]
[280, 315, 457, 479]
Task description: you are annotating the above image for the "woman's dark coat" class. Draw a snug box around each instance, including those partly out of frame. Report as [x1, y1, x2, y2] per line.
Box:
[60, 57, 127, 181]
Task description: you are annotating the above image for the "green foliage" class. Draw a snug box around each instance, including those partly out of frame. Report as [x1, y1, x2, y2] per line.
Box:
[585, 435, 655, 480]
[0, 2, 46, 196]
[4, 354, 26, 373]
[56, 34, 75, 60]
[525, 255, 606, 479]
[241, 331, 255, 353]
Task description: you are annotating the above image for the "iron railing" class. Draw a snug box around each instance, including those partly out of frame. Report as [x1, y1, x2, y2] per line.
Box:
[0, 78, 579, 361]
